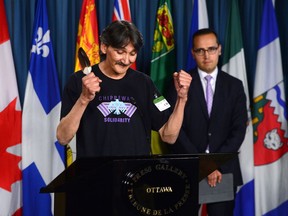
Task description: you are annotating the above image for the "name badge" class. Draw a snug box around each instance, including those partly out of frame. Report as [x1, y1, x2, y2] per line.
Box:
[153, 96, 171, 111]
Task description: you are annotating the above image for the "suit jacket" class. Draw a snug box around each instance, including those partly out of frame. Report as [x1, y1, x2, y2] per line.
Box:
[167, 68, 248, 186]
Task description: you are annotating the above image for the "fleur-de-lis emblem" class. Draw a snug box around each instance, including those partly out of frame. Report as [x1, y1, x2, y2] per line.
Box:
[31, 27, 50, 57]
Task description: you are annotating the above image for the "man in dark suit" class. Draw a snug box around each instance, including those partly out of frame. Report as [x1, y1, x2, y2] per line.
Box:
[167, 28, 248, 216]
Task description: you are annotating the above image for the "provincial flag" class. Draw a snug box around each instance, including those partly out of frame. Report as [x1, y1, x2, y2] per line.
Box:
[69, 0, 100, 166]
[112, 0, 136, 70]
[150, 0, 175, 154]
[221, 0, 255, 215]
[0, 0, 22, 215]
[22, 0, 65, 215]
[253, 0, 288, 215]
[186, 0, 208, 71]
[75, 0, 100, 72]
[112, 0, 132, 21]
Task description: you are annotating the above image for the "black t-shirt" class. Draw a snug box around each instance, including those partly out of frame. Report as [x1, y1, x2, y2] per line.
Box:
[61, 65, 170, 158]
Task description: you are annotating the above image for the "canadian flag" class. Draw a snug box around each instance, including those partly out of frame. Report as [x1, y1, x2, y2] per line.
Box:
[0, 0, 22, 215]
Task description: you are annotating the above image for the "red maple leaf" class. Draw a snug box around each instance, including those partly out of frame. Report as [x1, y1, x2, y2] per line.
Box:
[0, 98, 22, 192]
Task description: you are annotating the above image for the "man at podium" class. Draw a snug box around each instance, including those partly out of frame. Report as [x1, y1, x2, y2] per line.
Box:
[56, 20, 192, 158]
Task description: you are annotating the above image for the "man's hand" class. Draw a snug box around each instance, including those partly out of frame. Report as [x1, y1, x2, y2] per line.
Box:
[80, 72, 102, 104]
[173, 70, 192, 101]
[207, 170, 222, 187]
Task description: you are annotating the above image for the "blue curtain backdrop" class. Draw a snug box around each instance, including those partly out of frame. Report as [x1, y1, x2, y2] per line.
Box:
[4, 0, 288, 106]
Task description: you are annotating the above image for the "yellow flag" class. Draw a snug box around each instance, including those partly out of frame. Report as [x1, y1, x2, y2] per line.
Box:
[67, 0, 100, 167]
[74, 0, 100, 72]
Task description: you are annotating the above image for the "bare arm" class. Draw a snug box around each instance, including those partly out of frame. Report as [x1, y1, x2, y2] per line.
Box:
[56, 72, 102, 145]
[159, 70, 192, 144]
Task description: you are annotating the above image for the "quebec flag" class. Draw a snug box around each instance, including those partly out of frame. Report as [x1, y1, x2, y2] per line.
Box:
[22, 0, 65, 215]
[253, 0, 288, 215]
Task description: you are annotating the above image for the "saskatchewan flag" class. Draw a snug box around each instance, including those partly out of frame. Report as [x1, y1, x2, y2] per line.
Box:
[150, 0, 176, 154]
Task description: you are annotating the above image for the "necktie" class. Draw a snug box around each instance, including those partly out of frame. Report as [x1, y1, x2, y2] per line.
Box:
[205, 75, 213, 153]
[205, 75, 213, 116]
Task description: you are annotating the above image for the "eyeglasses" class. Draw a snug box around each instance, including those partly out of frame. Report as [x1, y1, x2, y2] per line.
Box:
[193, 46, 219, 56]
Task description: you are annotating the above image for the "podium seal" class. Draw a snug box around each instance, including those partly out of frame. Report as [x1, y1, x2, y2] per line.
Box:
[122, 162, 191, 215]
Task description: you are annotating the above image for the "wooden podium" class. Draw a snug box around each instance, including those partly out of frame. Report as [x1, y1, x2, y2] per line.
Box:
[41, 153, 236, 216]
